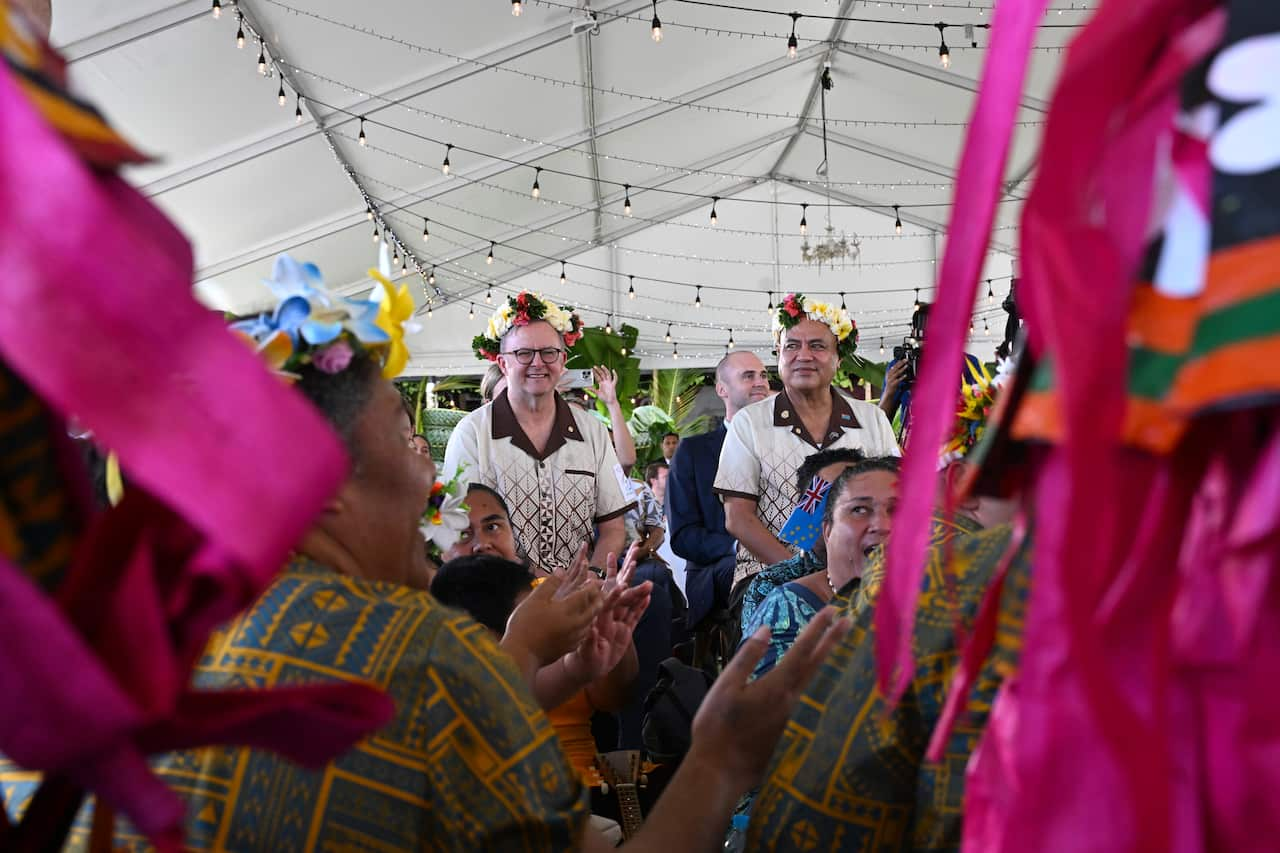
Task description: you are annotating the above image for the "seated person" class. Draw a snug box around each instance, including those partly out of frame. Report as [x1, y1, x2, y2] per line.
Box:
[739, 448, 867, 628]
[749, 372, 1024, 852]
[741, 456, 900, 680]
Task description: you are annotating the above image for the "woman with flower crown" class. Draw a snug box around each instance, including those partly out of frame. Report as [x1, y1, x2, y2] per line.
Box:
[713, 294, 901, 594]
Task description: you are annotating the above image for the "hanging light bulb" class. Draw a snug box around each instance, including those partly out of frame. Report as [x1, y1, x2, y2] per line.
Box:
[840, 291, 847, 310]
[936, 23, 951, 69]
[560, 261, 567, 285]
[372, 225, 380, 243]
[984, 318, 991, 337]
[235, 14, 245, 48]
[441, 143, 452, 174]
[277, 81, 287, 107]
[665, 324, 672, 343]
[987, 279, 995, 304]
[894, 204, 903, 235]
[295, 94, 303, 124]
[427, 302, 434, 319]
[511, 0, 522, 15]
[969, 317, 975, 334]
[787, 12, 800, 58]
[485, 287, 493, 304]
[486, 242, 495, 265]
[879, 337, 885, 355]
[401, 256, 408, 274]
[257, 46, 267, 74]
[211, 0, 221, 19]
[913, 288, 922, 311]
[623, 185, 633, 216]
[767, 292, 774, 311]
[530, 167, 541, 199]
[428, 265, 436, 285]
[358, 117, 367, 146]
[651, 0, 662, 42]
[621, 347, 628, 357]
[422, 218, 430, 242]
[605, 316, 613, 335]
[709, 197, 719, 226]
[627, 275, 636, 299]
[468, 303, 475, 320]
[728, 329, 735, 349]
[672, 342, 679, 360]
[392, 249, 400, 266]
[366, 204, 373, 221]
[694, 286, 702, 308]
[799, 203, 808, 235]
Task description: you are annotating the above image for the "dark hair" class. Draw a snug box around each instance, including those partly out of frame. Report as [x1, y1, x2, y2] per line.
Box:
[644, 460, 669, 485]
[430, 554, 532, 634]
[466, 482, 512, 520]
[822, 456, 902, 528]
[292, 352, 382, 460]
[793, 448, 866, 499]
[663, 431, 680, 441]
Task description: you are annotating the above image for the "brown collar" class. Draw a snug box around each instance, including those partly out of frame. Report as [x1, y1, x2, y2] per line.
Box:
[772, 387, 861, 450]
[491, 389, 585, 461]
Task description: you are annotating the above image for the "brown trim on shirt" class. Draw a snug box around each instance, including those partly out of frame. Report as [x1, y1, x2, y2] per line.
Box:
[713, 487, 759, 502]
[595, 501, 637, 524]
[770, 387, 861, 450]
[490, 389, 585, 461]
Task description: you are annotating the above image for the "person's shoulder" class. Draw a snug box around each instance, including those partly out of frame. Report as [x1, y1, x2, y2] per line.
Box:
[844, 394, 886, 421]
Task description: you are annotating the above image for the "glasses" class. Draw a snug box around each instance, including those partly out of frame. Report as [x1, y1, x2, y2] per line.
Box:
[502, 347, 565, 365]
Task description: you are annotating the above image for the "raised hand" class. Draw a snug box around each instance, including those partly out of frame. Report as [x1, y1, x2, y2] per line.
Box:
[564, 544, 651, 683]
[688, 607, 850, 786]
[504, 570, 602, 669]
[592, 365, 620, 407]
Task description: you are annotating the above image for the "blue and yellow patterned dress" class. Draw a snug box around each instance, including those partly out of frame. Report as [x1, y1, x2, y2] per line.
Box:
[747, 516, 1030, 852]
[2, 556, 589, 851]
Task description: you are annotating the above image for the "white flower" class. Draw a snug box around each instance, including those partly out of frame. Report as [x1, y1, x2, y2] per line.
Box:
[419, 492, 470, 552]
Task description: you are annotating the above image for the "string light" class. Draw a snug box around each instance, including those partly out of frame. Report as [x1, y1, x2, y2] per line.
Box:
[605, 316, 614, 334]
[914, 288, 921, 310]
[651, 0, 662, 42]
[392, 248, 400, 266]
[628, 275, 636, 299]
[786, 12, 799, 58]
[358, 117, 367, 146]
[672, 342, 679, 359]
[894, 205, 903, 235]
[969, 318, 975, 334]
[427, 301, 434, 319]
[665, 324, 673, 342]
[840, 291, 847, 310]
[799, 203, 808, 235]
[257, 45, 267, 74]
[530, 167, 541, 199]
[694, 286, 702, 308]
[936, 23, 951, 69]
[984, 318, 991, 336]
[623, 185, 633, 216]
[728, 329, 736, 349]
[441, 143, 452, 174]
[485, 287, 493, 304]
[486, 241, 495, 264]
[469, 303, 475, 319]
[235, 13, 245, 48]
[211, 0, 221, 19]
[295, 94, 304, 124]
[709, 197, 719, 226]
[987, 279, 995, 304]
[621, 346, 629, 356]
[767, 292, 774, 311]
[879, 338, 885, 355]
[560, 261, 567, 285]
[400, 256, 408, 274]
[428, 265, 436, 284]
[511, 0, 522, 15]
[423, 218, 431, 241]
[277, 80, 287, 106]
[366, 204, 373, 221]
[372, 225, 380, 243]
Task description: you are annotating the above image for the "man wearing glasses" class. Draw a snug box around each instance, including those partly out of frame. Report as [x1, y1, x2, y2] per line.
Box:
[443, 294, 633, 574]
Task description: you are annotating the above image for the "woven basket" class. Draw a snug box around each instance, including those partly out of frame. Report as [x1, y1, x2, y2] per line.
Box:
[419, 407, 467, 462]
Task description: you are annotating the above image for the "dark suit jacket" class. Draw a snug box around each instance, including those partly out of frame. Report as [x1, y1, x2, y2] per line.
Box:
[666, 424, 735, 624]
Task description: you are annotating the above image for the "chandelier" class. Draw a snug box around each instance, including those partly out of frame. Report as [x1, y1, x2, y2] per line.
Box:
[800, 61, 861, 271]
[801, 224, 860, 270]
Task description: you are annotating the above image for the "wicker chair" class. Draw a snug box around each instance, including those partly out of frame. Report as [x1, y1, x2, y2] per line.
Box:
[419, 407, 467, 462]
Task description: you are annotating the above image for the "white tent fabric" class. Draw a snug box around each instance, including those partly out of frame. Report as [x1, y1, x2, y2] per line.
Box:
[54, 0, 1088, 375]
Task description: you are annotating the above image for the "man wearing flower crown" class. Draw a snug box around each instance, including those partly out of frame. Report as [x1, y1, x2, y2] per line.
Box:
[747, 361, 1026, 852]
[714, 294, 900, 588]
[444, 293, 633, 574]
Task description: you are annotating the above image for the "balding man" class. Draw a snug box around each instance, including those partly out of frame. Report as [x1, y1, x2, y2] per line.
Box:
[666, 350, 770, 626]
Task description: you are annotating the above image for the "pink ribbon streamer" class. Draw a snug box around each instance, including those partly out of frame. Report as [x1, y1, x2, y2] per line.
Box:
[0, 55, 393, 846]
[875, 0, 1049, 702]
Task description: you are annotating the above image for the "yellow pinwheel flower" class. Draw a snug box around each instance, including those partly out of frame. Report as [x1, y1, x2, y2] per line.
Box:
[369, 269, 415, 379]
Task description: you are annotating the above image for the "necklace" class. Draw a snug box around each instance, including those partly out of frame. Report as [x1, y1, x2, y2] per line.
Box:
[826, 570, 839, 598]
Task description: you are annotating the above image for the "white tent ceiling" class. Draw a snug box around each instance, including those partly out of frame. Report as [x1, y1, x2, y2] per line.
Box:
[53, 0, 1090, 375]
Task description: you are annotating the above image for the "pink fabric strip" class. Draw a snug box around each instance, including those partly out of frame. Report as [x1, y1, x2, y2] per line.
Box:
[875, 0, 1049, 702]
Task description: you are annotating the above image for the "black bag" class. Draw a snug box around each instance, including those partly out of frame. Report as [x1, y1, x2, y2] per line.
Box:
[640, 657, 714, 764]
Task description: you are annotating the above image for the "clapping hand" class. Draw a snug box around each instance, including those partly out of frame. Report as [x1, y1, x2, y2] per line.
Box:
[564, 542, 651, 683]
[504, 544, 602, 669]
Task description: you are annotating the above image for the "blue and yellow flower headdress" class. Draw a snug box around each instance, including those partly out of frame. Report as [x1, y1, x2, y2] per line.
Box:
[230, 255, 418, 380]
